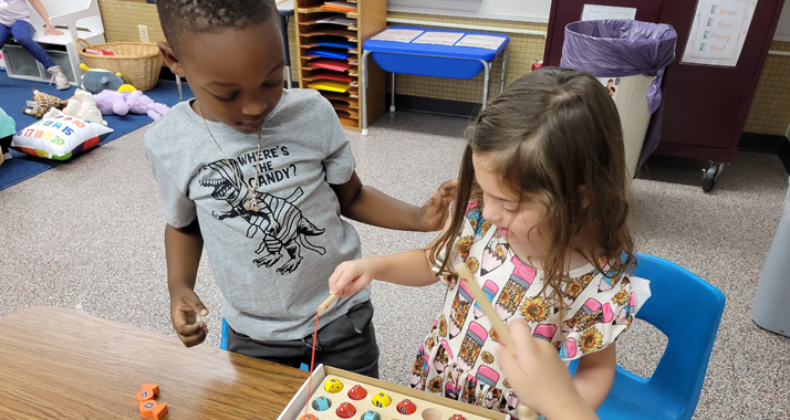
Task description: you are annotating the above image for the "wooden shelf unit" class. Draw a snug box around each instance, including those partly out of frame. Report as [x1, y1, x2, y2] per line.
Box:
[294, 0, 386, 130]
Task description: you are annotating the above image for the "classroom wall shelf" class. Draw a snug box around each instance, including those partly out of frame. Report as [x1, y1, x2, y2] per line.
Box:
[295, 0, 387, 130]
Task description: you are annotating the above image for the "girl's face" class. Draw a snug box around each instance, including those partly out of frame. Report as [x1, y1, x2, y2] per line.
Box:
[472, 153, 549, 262]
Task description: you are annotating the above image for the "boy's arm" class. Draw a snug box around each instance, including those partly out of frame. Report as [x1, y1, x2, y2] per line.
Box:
[572, 344, 617, 409]
[165, 220, 209, 347]
[165, 220, 203, 293]
[331, 171, 455, 232]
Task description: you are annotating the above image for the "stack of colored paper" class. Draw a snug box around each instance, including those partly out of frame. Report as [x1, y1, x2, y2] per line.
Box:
[308, 48, 352, 59]
[314, 71, 355, 83]
[308, 80, 351, 93]
[311, 59, 353, 72]
[320, 1, 357, 12]
[316, 40, 357, 49]
[316, 16, 357, 27]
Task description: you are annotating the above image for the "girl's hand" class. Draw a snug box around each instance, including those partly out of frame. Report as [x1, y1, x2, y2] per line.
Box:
[329, 259, 379, 298]
[44, 24, 64, 36]
[417, 179, 458, 232]
[497, 320, 599, 420]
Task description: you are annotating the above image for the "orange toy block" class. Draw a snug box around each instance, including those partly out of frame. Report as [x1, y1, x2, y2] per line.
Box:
[136, 384, 160, 403]
[139, 400, 168, 420]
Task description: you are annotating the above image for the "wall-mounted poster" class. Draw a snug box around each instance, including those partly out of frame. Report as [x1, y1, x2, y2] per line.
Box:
[681, 0, 758, 66]
[581, 4, 637, 21]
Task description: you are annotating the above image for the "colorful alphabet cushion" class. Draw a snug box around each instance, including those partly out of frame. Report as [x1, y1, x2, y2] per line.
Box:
[11, 116, 114, 160]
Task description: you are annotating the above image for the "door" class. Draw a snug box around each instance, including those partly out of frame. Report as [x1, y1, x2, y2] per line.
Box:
[658, 0, 785, 156]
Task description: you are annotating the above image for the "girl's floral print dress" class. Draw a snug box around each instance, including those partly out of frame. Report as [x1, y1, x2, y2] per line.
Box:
[409, 201, 651, 418]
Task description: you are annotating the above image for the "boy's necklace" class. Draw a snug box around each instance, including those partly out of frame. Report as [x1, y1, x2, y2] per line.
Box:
[196, 101, 262, 212]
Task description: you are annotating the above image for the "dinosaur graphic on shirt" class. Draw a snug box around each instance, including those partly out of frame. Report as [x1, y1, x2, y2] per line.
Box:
[199, 159, 325, 274]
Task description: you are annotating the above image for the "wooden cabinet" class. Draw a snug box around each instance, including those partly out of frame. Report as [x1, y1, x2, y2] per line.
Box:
[294, 0, 387, 130]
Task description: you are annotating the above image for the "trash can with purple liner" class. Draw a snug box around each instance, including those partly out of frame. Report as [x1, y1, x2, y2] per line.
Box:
[560, 20, 677, 179]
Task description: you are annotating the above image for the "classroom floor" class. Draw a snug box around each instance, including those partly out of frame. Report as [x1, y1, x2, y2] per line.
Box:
[1, 111, 788, 420]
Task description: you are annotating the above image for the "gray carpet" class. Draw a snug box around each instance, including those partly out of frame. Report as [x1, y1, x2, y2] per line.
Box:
[1, 111, 788, 419]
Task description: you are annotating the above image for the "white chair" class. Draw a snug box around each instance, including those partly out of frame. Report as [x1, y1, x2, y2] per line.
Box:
[2, 0, 105, 85]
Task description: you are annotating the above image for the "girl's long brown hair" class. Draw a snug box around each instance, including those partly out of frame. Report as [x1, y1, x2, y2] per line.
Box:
[429, 67, 636, 317]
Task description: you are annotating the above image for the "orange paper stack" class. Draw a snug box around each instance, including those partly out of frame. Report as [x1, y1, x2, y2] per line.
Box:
[320, 1, 357, 12]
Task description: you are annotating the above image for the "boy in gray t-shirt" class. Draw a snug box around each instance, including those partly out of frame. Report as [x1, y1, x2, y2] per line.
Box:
[146, 0, 455, 378]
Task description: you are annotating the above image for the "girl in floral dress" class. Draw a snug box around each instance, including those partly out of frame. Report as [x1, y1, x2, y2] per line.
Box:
[329, 68, 651, 419]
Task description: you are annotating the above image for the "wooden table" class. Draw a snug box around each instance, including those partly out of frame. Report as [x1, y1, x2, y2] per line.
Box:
[0, 306, 309, 419]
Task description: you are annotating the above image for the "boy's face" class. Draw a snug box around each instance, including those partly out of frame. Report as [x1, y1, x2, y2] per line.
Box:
[161, 21, 285, 134]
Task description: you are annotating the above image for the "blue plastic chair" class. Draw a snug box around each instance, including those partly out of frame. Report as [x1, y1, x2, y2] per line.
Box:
[593, 253, 726, 420]
[220, 318, 229, 351]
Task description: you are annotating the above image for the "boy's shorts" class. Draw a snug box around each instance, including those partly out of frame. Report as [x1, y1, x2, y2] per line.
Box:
[227, 300, 380, 378]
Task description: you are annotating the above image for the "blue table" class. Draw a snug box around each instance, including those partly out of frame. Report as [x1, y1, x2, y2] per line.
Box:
[361, 26, 510, 135]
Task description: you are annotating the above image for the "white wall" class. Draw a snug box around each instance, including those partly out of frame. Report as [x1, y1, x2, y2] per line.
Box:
[776, 2, 790, 41]
[387, 0, 552, 23]
[387, 0, 790, 39]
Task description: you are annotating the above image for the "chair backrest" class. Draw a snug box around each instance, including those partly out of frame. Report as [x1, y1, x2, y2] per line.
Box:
[629, 253, 726, 418]
[27, 0, 104, 34]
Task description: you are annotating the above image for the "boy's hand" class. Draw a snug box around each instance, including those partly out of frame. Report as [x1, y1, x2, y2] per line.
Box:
[497, 320, 598, 420]
[328, 259, 377, 298]
[170, 287, 209, 347]
[417, 180, 458, 232]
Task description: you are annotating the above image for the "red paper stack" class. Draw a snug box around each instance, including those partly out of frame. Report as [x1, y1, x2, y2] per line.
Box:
[311, 59, 353, 72]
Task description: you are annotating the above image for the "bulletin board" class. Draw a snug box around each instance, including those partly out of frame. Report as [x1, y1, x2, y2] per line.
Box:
[387, 0, 552, 23]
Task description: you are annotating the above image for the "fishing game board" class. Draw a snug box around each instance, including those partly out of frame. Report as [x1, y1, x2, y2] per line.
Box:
[278, 365, 511, 420]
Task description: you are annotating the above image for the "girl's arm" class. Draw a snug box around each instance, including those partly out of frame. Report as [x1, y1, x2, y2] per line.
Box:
[572, 344, 617, 409]
[329, 249, 440, 298]
[329, 215, 455, 297]
[27, 0, 64, 35]
[498, 320, 599, 420]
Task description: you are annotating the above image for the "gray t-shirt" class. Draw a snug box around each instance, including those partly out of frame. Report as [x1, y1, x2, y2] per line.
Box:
[0, 0, 33, 27]
[144, 89, 369, 341]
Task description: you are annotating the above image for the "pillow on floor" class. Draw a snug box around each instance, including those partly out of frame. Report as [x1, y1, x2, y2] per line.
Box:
[11, 116, 114, 160]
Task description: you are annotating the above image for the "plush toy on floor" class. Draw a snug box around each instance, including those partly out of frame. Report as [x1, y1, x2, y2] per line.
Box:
[93, 90, 170, 120]
[94, 90, 130, 116]
[43, 89, 106, 125]
[79, 64, 136, 94]
[125, 91, 170, 120]
[23, 89, 69, 119]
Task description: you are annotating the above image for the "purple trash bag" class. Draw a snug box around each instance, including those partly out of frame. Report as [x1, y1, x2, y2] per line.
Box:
[560, 20, 677, 167]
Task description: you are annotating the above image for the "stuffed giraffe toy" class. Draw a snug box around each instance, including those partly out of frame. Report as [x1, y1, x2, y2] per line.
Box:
[23, 89, 70, 119]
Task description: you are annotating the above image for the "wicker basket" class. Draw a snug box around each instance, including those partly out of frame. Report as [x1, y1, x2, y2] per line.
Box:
[76, 39, 164, 91]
